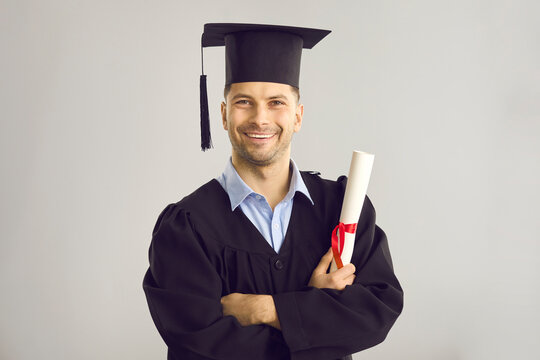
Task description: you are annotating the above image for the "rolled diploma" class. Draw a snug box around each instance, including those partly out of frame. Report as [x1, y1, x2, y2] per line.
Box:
[330, 150, 375, 272]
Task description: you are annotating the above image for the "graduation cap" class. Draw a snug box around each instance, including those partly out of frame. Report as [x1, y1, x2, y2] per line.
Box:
[199, 23, 331, 151]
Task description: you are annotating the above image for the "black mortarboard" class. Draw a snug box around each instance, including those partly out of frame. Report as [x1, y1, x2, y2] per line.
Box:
[199, 23, 331, 151]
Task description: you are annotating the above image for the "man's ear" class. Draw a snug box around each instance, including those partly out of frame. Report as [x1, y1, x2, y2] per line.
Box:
[294, 103, 304, 132]
[221, 101, 228, 130]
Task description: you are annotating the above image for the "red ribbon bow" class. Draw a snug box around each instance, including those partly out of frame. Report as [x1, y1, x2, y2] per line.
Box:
[331, 222, 358, 269]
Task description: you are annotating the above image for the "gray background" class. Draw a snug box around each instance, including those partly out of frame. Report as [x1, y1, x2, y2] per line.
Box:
[2, 0, 539, 359]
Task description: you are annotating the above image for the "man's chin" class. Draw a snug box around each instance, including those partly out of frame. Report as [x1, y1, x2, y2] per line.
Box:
[233, 144, 288, 167]
[245, 156, 275, 167]
[241, 151, 279, 167]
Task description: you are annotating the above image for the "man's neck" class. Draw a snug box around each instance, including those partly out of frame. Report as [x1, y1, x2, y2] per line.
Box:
[231, 154, 292, 211]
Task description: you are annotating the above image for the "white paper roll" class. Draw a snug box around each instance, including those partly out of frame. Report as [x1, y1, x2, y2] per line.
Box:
[330, 150, 374, 272]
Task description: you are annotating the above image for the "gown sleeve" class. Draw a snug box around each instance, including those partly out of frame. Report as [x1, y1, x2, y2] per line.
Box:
[272, 197, 404, 360]
[142, 204, 288, 360]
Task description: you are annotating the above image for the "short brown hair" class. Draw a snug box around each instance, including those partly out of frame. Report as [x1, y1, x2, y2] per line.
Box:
[224, 84, 300, 104]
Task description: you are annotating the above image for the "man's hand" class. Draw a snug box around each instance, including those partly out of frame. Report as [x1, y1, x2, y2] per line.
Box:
[221, 293, 281, 330]
[308, 248, 356, 290]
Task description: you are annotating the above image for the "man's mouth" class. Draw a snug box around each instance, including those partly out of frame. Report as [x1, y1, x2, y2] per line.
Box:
[245, 133, 275, 139]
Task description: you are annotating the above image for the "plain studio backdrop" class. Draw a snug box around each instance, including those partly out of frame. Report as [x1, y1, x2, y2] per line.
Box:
[1, 1, 539, 359]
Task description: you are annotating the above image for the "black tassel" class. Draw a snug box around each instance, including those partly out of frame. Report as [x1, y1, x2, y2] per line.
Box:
[200, 74, 212, 151]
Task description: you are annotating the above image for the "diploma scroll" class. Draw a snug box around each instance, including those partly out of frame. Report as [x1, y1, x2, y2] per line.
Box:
[330, 150, 374, 272]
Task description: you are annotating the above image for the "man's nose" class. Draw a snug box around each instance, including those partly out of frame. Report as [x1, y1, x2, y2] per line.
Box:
[250, 105, 269, 126]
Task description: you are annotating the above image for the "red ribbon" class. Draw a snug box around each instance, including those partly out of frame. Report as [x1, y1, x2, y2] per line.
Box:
[331, 222, 358, 269]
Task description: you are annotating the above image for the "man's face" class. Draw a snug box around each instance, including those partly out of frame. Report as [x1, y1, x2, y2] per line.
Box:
[221, 82, 303, 167]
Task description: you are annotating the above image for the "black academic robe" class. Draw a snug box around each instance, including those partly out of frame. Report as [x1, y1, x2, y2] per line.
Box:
[143, 172, 403, 360]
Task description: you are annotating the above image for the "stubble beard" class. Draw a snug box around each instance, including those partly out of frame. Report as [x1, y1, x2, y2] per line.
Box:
[230, 126, 293, 168]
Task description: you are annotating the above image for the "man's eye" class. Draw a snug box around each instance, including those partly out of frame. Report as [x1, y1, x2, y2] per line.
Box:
[236, 100, 250, 105]
[271, 100, 284, 106]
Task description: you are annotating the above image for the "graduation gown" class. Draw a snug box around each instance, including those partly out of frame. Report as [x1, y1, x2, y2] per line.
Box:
[142, 172, 403, 360]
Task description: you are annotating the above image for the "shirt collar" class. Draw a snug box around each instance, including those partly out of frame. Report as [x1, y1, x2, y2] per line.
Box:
[220, 158, 314, 211]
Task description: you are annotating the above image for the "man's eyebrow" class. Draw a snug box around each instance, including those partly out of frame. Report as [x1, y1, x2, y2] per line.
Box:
[267, 94, 288, 100]
[229, 93, 290, 101]
[230, 93, 254, 101]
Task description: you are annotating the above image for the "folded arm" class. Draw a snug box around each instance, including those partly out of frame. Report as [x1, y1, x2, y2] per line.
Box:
[221, 248, 356, 330]
[221, 204, 403, 360]
[143, 205, 289, 360]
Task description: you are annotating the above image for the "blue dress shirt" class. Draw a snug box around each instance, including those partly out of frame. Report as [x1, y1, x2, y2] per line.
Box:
[216, 158, 313, 253]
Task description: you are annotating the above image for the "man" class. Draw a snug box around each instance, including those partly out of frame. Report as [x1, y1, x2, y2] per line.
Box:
[143, 23, 403, 360]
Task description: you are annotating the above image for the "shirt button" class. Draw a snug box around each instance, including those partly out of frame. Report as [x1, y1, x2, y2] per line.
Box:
[273, 223, 279, 230]
[274, 259, 284, 270]
[256, 195, 262, 200]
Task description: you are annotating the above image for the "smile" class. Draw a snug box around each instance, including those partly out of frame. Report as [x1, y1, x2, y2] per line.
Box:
[245, 133, 275, 139]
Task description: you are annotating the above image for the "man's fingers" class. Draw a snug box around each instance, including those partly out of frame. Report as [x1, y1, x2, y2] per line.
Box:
[312, 248, 334, 275]
[343, 273, 356, 286]
[333, 273, 356, 290]
[335, 263, 356, 279]
[309, 249, 358, 290]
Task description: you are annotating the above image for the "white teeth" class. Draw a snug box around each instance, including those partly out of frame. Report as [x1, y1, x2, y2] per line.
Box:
[247, 133, 273, 138]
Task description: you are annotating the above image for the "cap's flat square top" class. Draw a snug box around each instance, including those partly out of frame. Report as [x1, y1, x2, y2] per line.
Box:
[202, 23, 331, 49]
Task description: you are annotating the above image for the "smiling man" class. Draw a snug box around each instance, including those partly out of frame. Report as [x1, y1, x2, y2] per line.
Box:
[221, 81, 303, 210]
[143, 23, 403, 360]
[223, 82, 301, 167]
